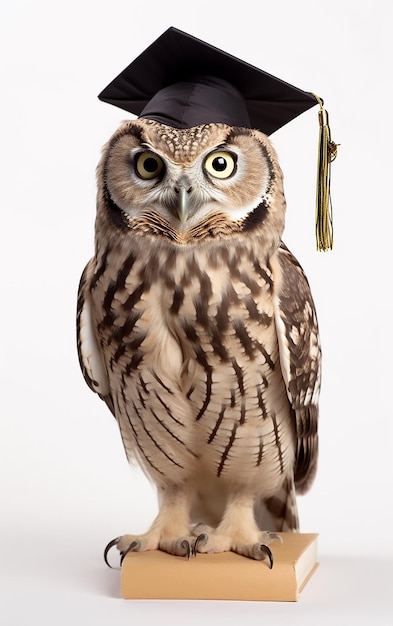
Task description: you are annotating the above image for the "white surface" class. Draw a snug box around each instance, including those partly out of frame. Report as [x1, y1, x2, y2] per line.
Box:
[1, 0, 393, 622]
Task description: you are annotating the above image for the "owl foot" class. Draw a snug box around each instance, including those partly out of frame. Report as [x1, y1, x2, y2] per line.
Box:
[104, 533, 208, 567]
[104, 537, 141, 568]
[191, 526, 282, 566]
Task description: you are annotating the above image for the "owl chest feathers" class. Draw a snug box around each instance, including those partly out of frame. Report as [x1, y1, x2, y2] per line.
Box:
[90, 238, 294, 485]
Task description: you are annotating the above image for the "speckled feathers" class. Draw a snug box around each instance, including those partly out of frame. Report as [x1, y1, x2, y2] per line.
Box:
[77, 118, 321, 553]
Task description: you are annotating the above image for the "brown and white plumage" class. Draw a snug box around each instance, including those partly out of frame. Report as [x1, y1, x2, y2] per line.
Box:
[77, 119, 321, 562]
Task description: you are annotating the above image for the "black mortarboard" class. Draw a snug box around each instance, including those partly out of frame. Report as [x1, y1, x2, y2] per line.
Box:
[98, 27, 337, 250]
[98, 27, 318, 136]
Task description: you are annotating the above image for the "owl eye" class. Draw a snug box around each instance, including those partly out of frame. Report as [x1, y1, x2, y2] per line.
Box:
[135, 151, 164, 180]
[204, 151, 237, 179]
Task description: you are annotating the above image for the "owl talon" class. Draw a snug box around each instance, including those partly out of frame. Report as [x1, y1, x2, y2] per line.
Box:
[104, 537, 121, 568]
[192, 533, 209, 556]
[253, 543, 274, 568]
[267, 532, 283, 544]
[120, 540, 141, 565]
[177, 539, 192, 559]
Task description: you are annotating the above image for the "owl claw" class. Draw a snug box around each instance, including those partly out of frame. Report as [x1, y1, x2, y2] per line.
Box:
[267, 532, 283, 544]
[120, 540, 141, 566]
[178, 539, 192, 559]
[192, 533, 209, 556]
[253, 543, 274, 568]
[104, 537, 121, 568]
[104, 537, 141, 568]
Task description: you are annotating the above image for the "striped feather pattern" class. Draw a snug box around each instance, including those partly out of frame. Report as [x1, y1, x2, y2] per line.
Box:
[77, 119, 321, 536]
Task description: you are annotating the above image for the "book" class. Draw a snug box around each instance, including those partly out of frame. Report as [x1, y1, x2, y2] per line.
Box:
[120, 532, 318, 602]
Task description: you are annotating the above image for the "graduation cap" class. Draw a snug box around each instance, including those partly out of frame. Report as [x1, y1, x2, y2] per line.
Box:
[98, 27, 337, 250]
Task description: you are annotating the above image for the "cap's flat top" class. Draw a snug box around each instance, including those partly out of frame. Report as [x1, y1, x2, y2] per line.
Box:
[98, 27, 317, 135]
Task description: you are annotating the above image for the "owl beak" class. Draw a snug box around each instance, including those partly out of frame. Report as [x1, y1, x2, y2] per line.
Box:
[177, 188, 190, 224]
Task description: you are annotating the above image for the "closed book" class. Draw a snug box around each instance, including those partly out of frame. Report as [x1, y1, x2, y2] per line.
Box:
[121, 532, 318, 602]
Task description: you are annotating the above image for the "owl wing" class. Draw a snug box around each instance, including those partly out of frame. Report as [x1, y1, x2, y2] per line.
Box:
[77, 259, 115, 416]
[273, 242, 321, 494]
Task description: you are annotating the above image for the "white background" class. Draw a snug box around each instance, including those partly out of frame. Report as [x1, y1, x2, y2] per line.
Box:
[1, 0, 392, 623]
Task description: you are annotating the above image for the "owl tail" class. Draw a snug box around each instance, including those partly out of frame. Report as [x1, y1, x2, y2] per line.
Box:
[313, 95, 338, 252]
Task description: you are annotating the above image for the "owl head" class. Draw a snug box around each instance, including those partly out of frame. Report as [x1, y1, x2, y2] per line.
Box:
[94, 28, 329, 252]
[96, 118, 286, 254]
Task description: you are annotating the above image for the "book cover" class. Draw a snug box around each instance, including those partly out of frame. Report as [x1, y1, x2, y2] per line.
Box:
[120, 532, 318, 602]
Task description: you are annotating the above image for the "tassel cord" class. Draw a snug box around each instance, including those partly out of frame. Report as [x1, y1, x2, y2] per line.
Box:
[312, 95, 338, 251]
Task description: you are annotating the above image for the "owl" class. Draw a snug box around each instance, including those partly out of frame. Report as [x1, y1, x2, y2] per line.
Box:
[77, 116, 321, 568]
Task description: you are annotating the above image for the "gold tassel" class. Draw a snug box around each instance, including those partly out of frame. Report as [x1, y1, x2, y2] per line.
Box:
[312, 94, 338, 251]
